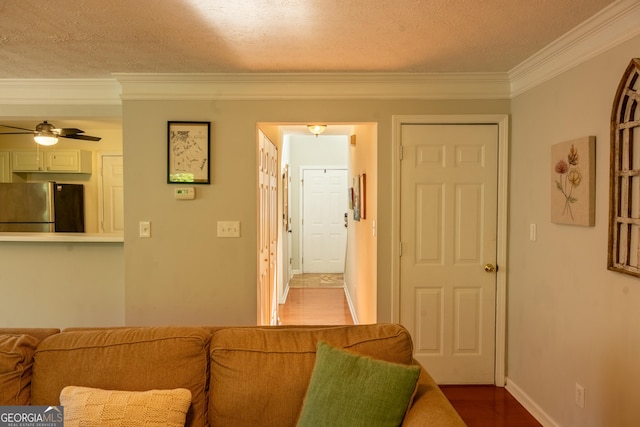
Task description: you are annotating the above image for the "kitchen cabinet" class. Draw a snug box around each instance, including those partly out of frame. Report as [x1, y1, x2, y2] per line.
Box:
[0, 151, 11, 182]
[11, 150, 92, 173]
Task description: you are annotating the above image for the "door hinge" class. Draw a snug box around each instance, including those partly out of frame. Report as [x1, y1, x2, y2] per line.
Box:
[399, 241, 403, 257]
[399, 145, 404, 160]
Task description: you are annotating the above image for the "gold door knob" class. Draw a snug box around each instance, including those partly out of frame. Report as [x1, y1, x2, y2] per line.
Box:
[484, 264, 496, 273]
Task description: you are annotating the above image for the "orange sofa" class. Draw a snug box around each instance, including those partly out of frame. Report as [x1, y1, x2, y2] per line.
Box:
[0, 324, 465, 426]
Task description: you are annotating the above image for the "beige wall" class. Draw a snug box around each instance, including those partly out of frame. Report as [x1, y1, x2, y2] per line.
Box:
[122, 99, 509, 326]
[344, 124, 378, 324]
[508, 37, 640, 425]
[0, 241, 124, 329]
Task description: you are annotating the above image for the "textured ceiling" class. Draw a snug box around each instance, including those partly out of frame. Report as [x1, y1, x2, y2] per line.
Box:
[0, 0, 617, 79]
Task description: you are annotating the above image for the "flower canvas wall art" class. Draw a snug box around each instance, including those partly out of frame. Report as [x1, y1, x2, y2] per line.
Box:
[551, 136, 596, 226]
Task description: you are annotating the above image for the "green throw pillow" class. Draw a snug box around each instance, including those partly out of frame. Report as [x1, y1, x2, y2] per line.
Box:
[297, 341, 421, 427]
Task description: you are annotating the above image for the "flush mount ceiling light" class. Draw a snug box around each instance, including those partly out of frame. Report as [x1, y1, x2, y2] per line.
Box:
[307, 124, 327, 137]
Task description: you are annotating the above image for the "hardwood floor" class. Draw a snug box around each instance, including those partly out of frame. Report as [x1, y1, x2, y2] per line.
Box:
[279, 277, 541, 426]
[440, 385, 542, 427]
[279, 274, 353, 325]
[279, 287, 354, 325]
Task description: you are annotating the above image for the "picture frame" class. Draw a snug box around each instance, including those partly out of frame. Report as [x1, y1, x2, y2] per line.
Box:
[283, 165, 290, 231]
[550, 136, 595, 226]
[360, 173, 367, 220]
[168, 121, 211, 184]
[353, 176, 360, 221]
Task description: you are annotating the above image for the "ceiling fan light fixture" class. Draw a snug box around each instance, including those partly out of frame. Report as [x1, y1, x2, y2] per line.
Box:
[307, 124, 327, 137]
[34, 132, 58, 146]
[33, 121, 58, 145]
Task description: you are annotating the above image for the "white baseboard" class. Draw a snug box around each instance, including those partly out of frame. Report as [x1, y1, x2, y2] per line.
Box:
[343, 283, 359, 325]
[506, 378, 560, 427]
[279, 283, 289, 305]
[280, 271, 298, 304]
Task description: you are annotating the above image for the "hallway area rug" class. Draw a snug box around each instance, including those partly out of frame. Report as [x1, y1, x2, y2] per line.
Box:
[289, 273, 344, 288]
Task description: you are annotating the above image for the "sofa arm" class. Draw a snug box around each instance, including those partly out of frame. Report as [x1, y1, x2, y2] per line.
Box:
[402, 362, 467, 426]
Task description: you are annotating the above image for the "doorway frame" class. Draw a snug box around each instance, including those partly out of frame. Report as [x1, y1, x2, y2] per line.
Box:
[390, 114, 509, 386]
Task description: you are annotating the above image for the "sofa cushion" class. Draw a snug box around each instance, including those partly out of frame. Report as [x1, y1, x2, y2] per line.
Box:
[0, 334, 40, 405]
[0, 328, 60, 342]
[60, 386, 191, 427]
[208, 324, 415, 427]
[296, 342, 420, 427]
[32, 327, 210, 427]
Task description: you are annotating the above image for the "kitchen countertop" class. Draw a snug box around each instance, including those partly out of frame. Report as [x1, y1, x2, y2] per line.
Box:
[0, 233, 124, 243]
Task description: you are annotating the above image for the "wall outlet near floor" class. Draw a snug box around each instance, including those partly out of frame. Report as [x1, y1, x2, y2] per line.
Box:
[575, 383, 585, 408]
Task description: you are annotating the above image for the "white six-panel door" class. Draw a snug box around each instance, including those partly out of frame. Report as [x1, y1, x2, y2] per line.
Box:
[302, 168, 348, 273]
[400, 124, 498, 384]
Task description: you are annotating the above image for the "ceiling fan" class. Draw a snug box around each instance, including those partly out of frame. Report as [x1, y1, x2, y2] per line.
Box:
[0, 120, 102, 146]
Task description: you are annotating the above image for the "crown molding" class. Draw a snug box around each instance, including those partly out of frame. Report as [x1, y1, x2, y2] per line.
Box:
[0, 72, 511, 104]
[114, 72, 511, 100]
[0, 79, 121, 105]
[509, 0, 640, 97]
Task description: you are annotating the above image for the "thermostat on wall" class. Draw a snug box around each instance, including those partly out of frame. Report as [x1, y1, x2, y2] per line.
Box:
[174, 187, 195, 200]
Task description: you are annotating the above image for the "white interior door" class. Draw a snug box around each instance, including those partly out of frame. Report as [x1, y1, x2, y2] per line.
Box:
[100, 154, 124, 234]
[400, 124, 498, 384]
[302, 168, 348, 273]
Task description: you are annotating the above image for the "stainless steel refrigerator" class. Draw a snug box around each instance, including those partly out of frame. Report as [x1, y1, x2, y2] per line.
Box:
[0, 182, 85, 232]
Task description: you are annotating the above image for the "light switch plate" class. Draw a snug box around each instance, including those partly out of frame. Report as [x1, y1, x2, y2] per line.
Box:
[139, 221, 151, 238]
[217, 221, 240, 238]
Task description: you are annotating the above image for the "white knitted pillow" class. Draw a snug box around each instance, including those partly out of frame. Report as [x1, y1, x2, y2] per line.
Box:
[60, 386, 191, 427]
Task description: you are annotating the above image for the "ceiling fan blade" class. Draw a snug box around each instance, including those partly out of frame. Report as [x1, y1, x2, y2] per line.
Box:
[60, 134, 102, 141]
[1, 122, 102, 142]
[54, 128, 84, 136]
[0, 124, 34, 132]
